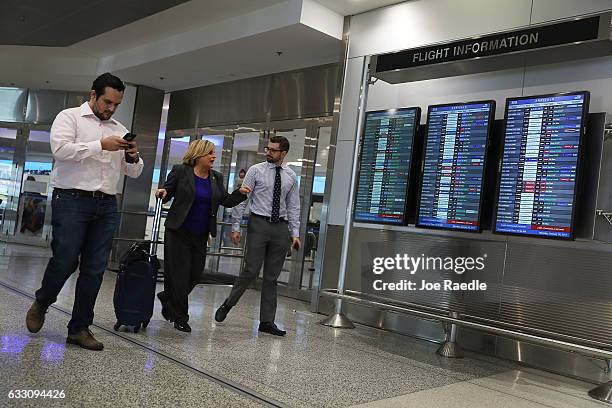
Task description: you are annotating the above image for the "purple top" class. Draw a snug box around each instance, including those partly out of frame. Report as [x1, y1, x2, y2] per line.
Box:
[181, 174, 212, 235]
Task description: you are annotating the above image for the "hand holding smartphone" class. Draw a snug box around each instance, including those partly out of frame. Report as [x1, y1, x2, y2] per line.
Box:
[123, 133, 138, 163]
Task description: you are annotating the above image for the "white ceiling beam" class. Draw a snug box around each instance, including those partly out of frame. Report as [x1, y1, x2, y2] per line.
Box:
[97, 0, 304, 73]
[300, 0, 344, 40]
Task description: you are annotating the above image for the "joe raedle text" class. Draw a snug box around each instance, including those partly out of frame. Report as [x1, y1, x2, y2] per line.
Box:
[373, 279, 487, 292]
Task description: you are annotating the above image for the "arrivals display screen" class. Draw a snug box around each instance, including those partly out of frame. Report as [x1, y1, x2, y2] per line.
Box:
[354, 107, 420, 225]
[494, 91, 589, 239]
[417, 101, 495, 231]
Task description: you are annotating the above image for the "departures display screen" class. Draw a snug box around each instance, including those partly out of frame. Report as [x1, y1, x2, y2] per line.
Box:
[354, 107, 420, 225]
[417, 101, 494, 231]
[494, 92, 589, 239]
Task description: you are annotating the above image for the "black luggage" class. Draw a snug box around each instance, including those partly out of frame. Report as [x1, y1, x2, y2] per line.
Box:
[113, 198, 163, 333]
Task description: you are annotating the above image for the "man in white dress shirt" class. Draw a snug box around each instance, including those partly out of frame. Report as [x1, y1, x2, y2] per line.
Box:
[25, 73, 144, 350]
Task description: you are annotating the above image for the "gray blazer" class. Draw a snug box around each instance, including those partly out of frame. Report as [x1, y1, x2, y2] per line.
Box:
[162, 164, 246, 237]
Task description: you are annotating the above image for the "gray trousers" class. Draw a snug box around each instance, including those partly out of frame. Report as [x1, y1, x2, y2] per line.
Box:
[226, 215, 290, 322]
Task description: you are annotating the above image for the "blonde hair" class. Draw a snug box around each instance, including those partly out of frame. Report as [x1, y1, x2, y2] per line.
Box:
[182, 139, 214, 166]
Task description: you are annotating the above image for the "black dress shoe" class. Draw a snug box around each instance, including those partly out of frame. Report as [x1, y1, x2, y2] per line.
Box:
[157, 292, 170, 321]
[214, 301, 232, 322]
[174, 321, 191, 332]
[258, 322, 286, 336]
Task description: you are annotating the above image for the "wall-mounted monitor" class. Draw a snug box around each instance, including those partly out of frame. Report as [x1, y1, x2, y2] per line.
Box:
[493, 91, 589, 239]
[416, 101, 495, 231]
[354, 107, 421, 225]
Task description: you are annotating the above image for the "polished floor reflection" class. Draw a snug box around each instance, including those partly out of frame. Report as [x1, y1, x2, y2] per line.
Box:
[0, 244, 606, 407]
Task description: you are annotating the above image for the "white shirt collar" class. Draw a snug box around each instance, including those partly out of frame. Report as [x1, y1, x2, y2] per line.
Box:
[266, 161, 288, 170]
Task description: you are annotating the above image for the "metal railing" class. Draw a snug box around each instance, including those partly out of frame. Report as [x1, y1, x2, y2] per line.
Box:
[319, 288, 612, 403]
[320, 289, 612, 358]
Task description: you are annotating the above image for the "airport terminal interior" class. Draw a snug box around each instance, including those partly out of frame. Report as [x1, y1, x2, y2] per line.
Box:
[1, 0, 612, 407]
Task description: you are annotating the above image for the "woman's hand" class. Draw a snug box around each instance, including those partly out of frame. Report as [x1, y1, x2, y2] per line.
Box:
[155, 188, 167, 199]
[239, 185, 252, 195]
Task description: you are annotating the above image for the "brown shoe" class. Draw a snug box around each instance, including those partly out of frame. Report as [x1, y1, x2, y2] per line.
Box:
[26, 301, 48, 333]
[66, 329, 104, 351]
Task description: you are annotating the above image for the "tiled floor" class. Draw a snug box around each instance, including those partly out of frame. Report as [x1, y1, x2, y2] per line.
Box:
[0, 287, 263, 408]
[0, 244, 607, 407]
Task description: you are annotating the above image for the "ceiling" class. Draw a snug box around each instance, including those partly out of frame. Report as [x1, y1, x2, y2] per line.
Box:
[113, 24, 341, 91]
[0, 0, 191, 46]
[70, 0, 286, 57]
[0, 0, 406, 92]
[313, 0, 407, 16]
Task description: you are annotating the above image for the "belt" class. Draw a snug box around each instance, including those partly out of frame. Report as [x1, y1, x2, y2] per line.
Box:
[55, 188, 115, 198]
[251, 213, 286, 223]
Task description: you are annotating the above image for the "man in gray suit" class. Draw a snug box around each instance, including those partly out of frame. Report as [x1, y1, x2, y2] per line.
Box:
[215, 136, 301, 336]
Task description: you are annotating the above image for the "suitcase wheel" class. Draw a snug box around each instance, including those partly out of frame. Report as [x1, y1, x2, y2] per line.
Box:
[114, 322, 121, 331]
[133, 324, 140, 334]
[142, 320, 150, 329]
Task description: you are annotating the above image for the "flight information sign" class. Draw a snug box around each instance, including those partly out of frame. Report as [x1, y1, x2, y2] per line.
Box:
[417, 101, 494, 231]
[354, 107, 420, 225]
[494, 91, 589, 239]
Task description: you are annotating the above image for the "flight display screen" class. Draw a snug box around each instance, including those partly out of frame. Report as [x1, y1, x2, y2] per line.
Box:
[417, 101, 494, 231]
[354, 107, 420, 225]
[494, 92, 589, 239]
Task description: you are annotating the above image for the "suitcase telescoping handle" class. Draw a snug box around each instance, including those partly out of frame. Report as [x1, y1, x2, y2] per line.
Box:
[149, 197, 163, 256]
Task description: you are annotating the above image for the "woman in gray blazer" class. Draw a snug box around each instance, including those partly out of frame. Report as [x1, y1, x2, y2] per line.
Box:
[155, 139, 250, 332]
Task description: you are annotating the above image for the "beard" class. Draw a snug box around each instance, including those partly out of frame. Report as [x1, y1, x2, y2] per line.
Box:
[94, 110, 112, 121]
[91, 104, 113, 121]
[266, 156, 278, 163]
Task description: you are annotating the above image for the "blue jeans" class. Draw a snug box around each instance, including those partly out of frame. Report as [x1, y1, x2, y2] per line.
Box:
[35, 189, 118, 334]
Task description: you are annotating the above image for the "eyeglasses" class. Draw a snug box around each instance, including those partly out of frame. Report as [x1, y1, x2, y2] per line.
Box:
[264, 147, 285, 153]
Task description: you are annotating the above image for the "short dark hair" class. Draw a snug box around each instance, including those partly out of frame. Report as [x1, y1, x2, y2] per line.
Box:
[91, 73, 125, 99]
[270, 135, 290, 152]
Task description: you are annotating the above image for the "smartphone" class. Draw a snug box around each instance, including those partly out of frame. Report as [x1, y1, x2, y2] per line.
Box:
[123, 133, 137, 162]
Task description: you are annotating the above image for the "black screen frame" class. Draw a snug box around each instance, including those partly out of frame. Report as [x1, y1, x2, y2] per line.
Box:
[492, 90, 590, 241]
[352, 107, 421, 226]
[415, 100, 496, 233]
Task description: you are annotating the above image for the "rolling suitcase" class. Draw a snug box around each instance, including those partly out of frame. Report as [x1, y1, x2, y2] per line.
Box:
[113, 198, 163, 333]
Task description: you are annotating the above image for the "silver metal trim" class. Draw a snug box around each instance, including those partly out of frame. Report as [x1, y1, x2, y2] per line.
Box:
[437, 311, 464, 358]
[589, 381, 612, 403]
[310, 16, 351, 312]
[150, 197, 163, 256]
[327, 55, 372, 324]
[320, 313, 355, 329]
